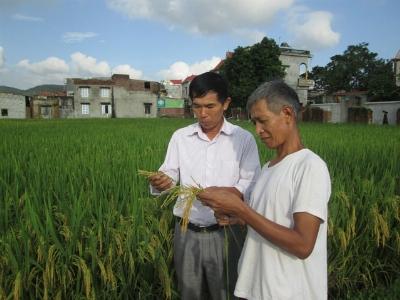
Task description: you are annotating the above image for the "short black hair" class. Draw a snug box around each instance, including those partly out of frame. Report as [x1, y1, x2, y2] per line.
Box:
[247, 80, 301, 117]
[189, 72, 229, 104]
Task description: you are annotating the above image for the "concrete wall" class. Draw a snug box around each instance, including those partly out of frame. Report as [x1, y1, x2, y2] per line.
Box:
[0, 93, 26, 119]
[279, 51, 311, 105]
[310, 103, 345, 123]
[365, 101, 400, 125]
[113, 88, 157, 118]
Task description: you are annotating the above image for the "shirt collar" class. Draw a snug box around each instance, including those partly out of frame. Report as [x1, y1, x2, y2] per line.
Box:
[189, 118, 235, 136]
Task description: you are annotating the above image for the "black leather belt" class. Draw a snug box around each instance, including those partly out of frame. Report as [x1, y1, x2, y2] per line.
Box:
[176, 217, 221, 233]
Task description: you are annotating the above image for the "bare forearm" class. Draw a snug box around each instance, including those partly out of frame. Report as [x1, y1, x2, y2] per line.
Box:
[238, 204, 317, 259]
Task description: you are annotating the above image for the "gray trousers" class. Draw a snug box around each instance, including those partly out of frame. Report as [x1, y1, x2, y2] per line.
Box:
[174, 222, 246, 300]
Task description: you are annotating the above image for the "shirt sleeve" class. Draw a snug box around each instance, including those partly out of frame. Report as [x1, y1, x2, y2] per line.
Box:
[234, 133, 261, 202]
[149, 132, 180, 195]
[292, 156, 331, 222]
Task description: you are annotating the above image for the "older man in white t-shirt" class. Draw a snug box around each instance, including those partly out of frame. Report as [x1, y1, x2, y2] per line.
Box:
[199, 80, 331, 300]
[148, 72, 261, 300]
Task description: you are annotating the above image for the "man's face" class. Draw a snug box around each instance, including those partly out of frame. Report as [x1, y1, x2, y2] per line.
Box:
[250, 100, 289, 149]
[192, 91, 230, 132]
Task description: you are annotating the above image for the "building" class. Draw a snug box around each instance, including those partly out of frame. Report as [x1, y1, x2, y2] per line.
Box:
[66, 74, 160, 118]
[394, 49, 400, 87]
[279, 44, 314, 105]
[161, 79, 183, 99]
[0, 92, 28, 119]
[157, 97, 185, 117]
[181, 75, 196, 102]
[30, 91, 74, 119]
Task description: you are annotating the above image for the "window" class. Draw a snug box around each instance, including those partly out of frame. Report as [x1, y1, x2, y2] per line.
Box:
[101, 103, 111, 115]
[144, 81, 151, 89]
[81, 104, 90, 115]
[1, 109, 8, 116]
[40, 105, 52, 118]
[144, 103, 152, 115]
[80, 87, 89, 98]
[100, 87, 110, 98]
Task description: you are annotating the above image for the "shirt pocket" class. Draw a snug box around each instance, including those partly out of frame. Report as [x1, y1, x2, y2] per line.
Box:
[216, 160, 240, 186]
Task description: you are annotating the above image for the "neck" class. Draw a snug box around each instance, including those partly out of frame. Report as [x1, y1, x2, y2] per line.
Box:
[201, 119, 224, 140]
[271, 128, 304, 166]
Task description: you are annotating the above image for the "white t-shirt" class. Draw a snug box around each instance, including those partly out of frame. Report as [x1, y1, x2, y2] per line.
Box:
[234, 149, 331, 300]
[156, 119, 261, 226]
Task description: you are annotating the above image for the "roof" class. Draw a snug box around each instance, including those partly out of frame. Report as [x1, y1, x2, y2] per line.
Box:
[69, 78, 114, 85]
[37, 91, 67, 97]
[212, 59, 225, 71]
[182, 75, 196, 83]
[170, 79, 182, 84]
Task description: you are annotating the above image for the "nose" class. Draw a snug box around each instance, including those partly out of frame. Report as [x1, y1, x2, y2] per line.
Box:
[199, 107, 207, 117]
[255, 122, 264, 135]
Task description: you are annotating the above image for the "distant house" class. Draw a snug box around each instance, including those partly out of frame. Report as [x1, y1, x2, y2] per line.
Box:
[30, 91, 74, 119]
[161, 79, 183, 99]
[66, 74, 160, 118]
[181, 75, 196, 102]
[0, 92, 28, 119]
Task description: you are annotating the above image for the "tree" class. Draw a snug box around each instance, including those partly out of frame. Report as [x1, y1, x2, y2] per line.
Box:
[309, 43, 400, 100]
[220, 37, 285, 109]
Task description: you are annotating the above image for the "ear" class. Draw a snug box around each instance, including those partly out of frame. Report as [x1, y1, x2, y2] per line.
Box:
[223, 97, 232, 111]
[281, 105, 295, 123]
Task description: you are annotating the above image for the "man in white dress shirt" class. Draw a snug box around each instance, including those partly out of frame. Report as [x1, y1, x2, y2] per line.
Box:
[148, 71, 261, 300]
[199, 80, 331, 300]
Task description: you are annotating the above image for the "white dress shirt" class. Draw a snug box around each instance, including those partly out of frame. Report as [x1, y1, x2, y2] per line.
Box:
[154, 119, 260, 226]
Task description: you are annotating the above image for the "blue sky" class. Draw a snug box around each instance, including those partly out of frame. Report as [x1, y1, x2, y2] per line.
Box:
[0, 0, 399, 89]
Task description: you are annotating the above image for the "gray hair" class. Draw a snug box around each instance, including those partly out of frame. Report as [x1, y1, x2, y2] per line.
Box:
[247, 80, 301, 117]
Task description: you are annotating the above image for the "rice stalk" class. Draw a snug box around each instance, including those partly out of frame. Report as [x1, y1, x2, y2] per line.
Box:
[138, 170, 161, 178]
[138, 169, 203, 232]
[161, 185, 203, 232]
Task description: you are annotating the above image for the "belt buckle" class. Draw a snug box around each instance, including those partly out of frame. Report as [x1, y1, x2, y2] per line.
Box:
[199, 226, 209, 233]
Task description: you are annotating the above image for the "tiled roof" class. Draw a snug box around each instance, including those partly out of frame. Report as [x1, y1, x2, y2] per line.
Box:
[170, 79, 182, 84]
[182, 75, 196, 83]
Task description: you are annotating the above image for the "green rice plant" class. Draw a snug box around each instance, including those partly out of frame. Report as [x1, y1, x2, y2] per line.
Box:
[0, 119, 399, 299]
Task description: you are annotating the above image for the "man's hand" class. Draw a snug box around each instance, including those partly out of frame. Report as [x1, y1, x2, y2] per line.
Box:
[149, 172, 174, 192]
[215, 212, 246, 226]
[198, 187, 245, 216]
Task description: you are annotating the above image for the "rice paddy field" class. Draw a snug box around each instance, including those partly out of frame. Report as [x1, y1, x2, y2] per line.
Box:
[0, 118, 399, 299]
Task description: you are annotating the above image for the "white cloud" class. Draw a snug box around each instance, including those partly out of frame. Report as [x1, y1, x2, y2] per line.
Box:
[12, 13, 44, 22]
[0, 47, 5, 69]
[107, 0, 293, 34]
[287, 9, 340, 50]
[1, 52, 145, 88]
[70, 52, 111, 76]
[112, 64, 143, 79]
[17, 57, 69, 74]
[158, 56, 221, 80]
[63, 32, 98, 43]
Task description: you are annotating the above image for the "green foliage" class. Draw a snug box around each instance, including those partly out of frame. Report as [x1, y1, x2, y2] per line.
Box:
[220, 37, 285, 109]
[309, 43, 400, 100]
[0, 119, 399, 299]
